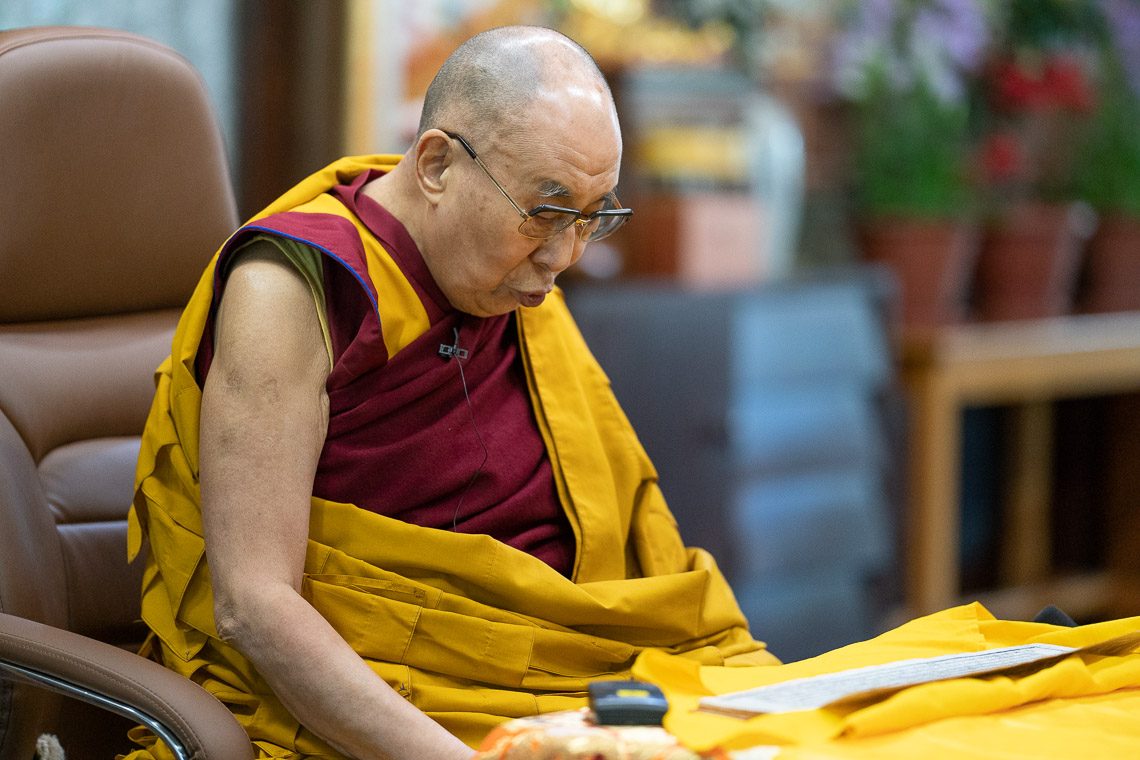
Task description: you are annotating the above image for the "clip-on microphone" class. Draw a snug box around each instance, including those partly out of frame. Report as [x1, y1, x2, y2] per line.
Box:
[438, 327, 469, 361]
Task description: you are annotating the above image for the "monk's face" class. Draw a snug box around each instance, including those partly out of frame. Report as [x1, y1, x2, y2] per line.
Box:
[431, 83, 622, 317]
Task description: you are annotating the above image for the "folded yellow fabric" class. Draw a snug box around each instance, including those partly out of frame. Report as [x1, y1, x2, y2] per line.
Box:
[633, 603, 1140, 758]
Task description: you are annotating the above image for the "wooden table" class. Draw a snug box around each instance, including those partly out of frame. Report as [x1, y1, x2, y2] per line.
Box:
[900, 312, 1140, 619]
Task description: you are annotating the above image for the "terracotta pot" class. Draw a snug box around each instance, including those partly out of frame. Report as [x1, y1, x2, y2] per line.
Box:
[857, 218, 979, 328]
[1080, 213, 1140, 313]
[973, 201, 1091, 322]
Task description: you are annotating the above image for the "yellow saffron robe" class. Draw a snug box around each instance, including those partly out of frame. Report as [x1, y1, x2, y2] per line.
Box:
[633, 602, 1140, 759]
[124, 156, 772, 759]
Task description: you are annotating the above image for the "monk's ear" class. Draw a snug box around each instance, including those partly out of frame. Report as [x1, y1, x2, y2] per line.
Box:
[413, 130, 452, 205]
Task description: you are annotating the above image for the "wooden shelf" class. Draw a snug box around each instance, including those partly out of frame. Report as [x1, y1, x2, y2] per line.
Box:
[899, 312, 1140, 618]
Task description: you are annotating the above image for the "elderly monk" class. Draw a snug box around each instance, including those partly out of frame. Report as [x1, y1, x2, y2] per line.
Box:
[126, 25, 774, 760]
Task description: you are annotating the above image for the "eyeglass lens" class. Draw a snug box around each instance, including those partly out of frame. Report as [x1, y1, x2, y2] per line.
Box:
[520, 211, 627, 242]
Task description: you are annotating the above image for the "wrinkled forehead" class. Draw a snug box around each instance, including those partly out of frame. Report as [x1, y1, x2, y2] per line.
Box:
[463, 55, 622, 197]
[514, 78, 622, 157]
[507, 110, 622, 202]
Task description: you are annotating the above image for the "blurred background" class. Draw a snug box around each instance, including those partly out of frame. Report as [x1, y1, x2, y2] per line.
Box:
[4, 0, 1138, 662]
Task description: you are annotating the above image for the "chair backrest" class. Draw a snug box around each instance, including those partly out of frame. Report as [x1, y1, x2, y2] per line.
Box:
[0, 26, 237, 758]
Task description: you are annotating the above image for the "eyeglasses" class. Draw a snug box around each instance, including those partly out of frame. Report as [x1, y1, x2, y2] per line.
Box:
[442, 130, 632, 242]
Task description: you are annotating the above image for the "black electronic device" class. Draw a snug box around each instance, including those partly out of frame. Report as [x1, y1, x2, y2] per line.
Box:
[587, 679, 669, 726]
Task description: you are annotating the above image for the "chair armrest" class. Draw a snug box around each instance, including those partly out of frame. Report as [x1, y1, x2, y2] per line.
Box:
[0, 612, 252, 760]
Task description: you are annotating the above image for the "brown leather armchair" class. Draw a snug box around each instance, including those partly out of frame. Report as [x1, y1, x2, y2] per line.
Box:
[0, 27, 252, 760]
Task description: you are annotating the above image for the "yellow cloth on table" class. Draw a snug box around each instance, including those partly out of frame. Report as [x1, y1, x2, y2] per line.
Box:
[123, 156, 772, 759]
[634, 603, 1140, 759]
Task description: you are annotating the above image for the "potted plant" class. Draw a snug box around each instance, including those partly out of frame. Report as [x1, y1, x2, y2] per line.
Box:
[972, 0, 1103, 321]
[1074, 0, 1140, 312]
[832, 0, 991, 327]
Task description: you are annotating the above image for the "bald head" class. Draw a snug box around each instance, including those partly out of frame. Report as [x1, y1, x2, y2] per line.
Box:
[417, 26, 613, 140]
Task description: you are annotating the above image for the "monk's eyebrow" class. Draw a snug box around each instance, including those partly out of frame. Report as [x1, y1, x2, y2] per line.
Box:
[536, 179, 617, 210]
[537, 179, 572, 199]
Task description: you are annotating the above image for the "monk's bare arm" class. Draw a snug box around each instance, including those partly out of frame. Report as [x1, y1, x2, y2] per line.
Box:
[200, 246, 473, 760]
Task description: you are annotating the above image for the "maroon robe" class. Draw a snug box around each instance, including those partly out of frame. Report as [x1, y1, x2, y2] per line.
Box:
[197, 170, 575, 575]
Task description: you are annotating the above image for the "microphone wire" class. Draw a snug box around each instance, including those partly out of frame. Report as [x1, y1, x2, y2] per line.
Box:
[450, 325, 489, 531]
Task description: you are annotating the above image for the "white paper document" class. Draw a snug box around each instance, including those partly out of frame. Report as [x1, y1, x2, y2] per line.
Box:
[699, 643, 1076, 717]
